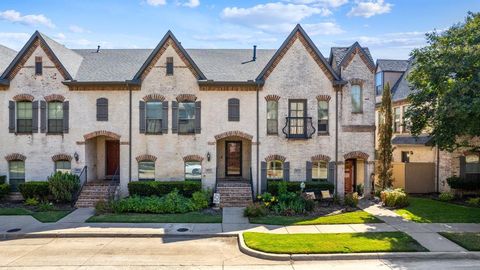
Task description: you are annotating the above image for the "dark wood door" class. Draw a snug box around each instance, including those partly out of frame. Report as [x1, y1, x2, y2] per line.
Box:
[344, 159, 354, 193]
[225, 141, 242, 177]
[106, 140, 120, 176]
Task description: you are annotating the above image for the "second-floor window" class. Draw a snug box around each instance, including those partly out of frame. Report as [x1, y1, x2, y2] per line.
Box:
[35, 56, 42, 75]
[166, 57, 174, 75]
[228, 98, 240, 121]
[393, 107, 401, 133]
[402, 105, 410, 132]
[48, 101, 63, 133]
[375, 72, 383, 95]
[17, 101, 33, 133]
[267, 100, 278, 134]
[179, 102, 195, 134]
[351, 85, 362, 113]
[288, 100, 306, 137]
[146, 101, 162, 134]
[318, 100, 328, 134]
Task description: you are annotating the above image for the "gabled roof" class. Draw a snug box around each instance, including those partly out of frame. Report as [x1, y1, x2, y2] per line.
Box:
[0, 45, 17, 76]
[376, 59, 409, 72]
[256, 24, 340, 82]
[335, 42, 375, 73]
[1, 31, 83, 81]
[392, 134, 432, 145]
[133, 30, 206, 81]
[391, 59, 415, 102]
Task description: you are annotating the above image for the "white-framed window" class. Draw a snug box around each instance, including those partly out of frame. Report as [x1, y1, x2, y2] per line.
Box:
[393, 107, 401, 133]
[146, 101, 162, 134]
[178, 102, 195, 134]
[312, 161, 328, 181]
[55, 160, 71, 173]
[267, 160, 283, 180]
[9, 160, 25, 191]
[138, 161, 155, 181]
[48, 101, 63, 133]
[351, 85, 362, 113]
[267, 100, 278, 134]
[185, 161, 201, 181]
[17, 101, 33, 133]
[318, 100, 328, 134]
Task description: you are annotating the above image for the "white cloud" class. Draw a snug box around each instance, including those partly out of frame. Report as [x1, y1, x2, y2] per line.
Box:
[182, 0, 200, 8]
[0, 10, 55, 28]
[286, 0, 349, 8]
[0, 32, 30, 50]
[303, 22, 344, 35]
[69, 25, 88, 33]
[347, 0, 392, 18]
[221, 2, 331, 33]
[146, 0, 167, 6]
[55, 32, 66, 40]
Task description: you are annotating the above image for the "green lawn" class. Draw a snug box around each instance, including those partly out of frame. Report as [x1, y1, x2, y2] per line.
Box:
[86, 212, 222, 223]
[249, 210, 383, 225]
[0, 207, 71, 223]
[243, 232, 427, 254]
[394, 197, 480, 223]
[440, 232, 480, 251]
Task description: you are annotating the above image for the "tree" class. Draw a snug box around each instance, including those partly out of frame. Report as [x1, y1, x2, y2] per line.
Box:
[406, 12, 480, 151]
[376, 83, 393, 190]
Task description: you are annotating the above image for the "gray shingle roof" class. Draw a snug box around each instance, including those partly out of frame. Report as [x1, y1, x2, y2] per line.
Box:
[392, 134, 432, 145]
[391, 60, 415, 101]
[377, 59, 409, 72]
[0, 45, 17, 75]
[39, 33, 84, 78]
[330, 45, 374, 72]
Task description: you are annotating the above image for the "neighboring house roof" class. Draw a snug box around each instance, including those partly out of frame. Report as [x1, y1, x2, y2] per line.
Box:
[329, 45, 374, 73]
[377, 59, 409, 72]
[39, 32, 84, 78]
[392, 134, 432, 145]
[0, 45, 17, 75]
[391, 60, 415, 102]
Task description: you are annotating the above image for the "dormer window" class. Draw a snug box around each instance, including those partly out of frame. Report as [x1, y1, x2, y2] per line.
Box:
[166, 57, 173, 75]
[35, 56, 42, 75]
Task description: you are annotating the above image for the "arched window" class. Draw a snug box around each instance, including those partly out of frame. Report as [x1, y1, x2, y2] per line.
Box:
[55, 160, 71, 173]
[267, 160, 283, 180]
[138, 160, 155, 181]
[228, 98, 240, 121]
[185, 161, 202, 181]
[312, 161, 328, 181]
[267, 100, 278, 134]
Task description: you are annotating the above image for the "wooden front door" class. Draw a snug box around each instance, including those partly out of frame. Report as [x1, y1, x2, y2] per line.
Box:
[106, 140, 120, 177]
[344, 159, 355, 193]
[225, 141, 242, 177]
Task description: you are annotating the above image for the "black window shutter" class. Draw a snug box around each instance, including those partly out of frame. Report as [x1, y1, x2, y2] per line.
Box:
[8, 101, 15, 133]
[228, 98, 240, 121]
[62, 101, 69, 133]
[40, 101, 46, 133]
[32, 101, 39, 133]
[172, 101, 178, 133]
[327, 161, 335, 184]
[96, 98, 108, 121]
[459, 156, 466, 179]
[261, 161, 267, 193]
[283, 161, 290, 181]
[306, 161, 312, 181]
[162, 101, 168, 134]
[195, 101, 201, 134]
[139, 101, 146, 133]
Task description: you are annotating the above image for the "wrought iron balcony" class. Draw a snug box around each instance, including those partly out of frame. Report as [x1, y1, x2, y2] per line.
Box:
[282, 116, 316, 139]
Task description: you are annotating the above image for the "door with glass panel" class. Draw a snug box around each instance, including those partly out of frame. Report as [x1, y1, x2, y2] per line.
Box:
[288, 100, 306, 138]
[225, 141, 242, 177]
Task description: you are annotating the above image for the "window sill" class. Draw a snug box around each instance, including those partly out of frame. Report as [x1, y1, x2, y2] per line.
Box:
[14, 132, 33, 135]
[267, 133, 278, 136]
[352, 111, 363, 114]
[178, 133, 196, 136]
[317, 132, 329, 136]
[145, 133, 163, 136]
[46, 133, 64, 136]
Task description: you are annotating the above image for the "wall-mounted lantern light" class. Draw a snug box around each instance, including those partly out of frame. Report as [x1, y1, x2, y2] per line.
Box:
[207, 152, 211, 162]
[74, 152, 79, 162]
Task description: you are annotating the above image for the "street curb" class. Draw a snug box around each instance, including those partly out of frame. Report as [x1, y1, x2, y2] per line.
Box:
[237, 233, 480, 261]
[1, 232, 238, 240]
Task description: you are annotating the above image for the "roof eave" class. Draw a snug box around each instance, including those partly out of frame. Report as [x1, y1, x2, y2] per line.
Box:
[0, 79, 9, 86]
[198, 80, 263, 86]
[62, 80, 141, 86]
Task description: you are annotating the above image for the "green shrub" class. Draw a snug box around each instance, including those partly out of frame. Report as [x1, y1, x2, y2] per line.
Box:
[128, 181, 201, 197]
[37, 202, 55, 211]
[94, 200, 113, 214]
[24, 197, 39, 206]
[380, 188, 409, 208]
[447, 176, 480, 191]
[0, 175, 6, 184]
[256, 192, 277, 208]
[244, 202, 267, 217]
[191, 190, 211, 210]
[48, 172, 80, 203]
[267, 180, 334, 195]
[18, 181, 50, 201]
[0, 183, 10, 199]
[466, 197, 480, 207]
[112, 191, 197, 214]
[356, 184, 364, 196]
[344, 192, 359, 207]
[439, 192, 455, 202]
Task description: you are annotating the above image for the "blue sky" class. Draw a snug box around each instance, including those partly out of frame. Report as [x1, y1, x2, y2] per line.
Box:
[0, 0, 477, 59]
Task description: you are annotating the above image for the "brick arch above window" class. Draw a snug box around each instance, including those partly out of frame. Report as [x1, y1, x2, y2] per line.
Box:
[264, 94, 281, 101]
[183, 154, 204, 162]
[265, 154, 286, 162]
[5, 153, 26, 161]
[316, 95, 331, 102]
[344, 151, 369, 160]
[349, 78, 365, 87]
[136, 154, 157, 162]
[214, 130, 253, 141]
[51, 153, 72, 162]
[176, 94, 197, 102]
[12, 94, 34, 102]
[44, 94, 65, 102]
[143, 94, 166, 102]
[84, 130, 121, 140]
[311, 154, 331, 162]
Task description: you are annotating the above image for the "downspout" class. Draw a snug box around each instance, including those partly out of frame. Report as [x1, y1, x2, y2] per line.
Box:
[335, 88, 339, 196]
[128, 81, 132, 182]
[256, 81, 260, 195]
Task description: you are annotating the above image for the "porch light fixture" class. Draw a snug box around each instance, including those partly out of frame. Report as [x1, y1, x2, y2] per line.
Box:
[74, 152, 79, 162]
[206, 152, 211, 162]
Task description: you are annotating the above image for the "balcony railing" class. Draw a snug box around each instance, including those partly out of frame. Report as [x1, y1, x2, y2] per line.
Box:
[282, 116, 316, 139]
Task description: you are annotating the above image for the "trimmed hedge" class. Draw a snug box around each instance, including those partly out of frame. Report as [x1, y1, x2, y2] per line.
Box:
[18, 181, 50, 200]
[447, 176, 480, 191]
[128, 181, 202, 197]
[267, 180, 334, 195]
[0, 183, 10, 199]
[0, 175, 6, 184]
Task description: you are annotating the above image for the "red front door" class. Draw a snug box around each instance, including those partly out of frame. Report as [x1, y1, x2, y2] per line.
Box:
[106, 140, 120, 177]
[344, 159, 354, 193]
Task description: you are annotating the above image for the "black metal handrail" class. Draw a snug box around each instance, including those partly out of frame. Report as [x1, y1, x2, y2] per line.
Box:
[72, 166, 87, 207]
[112, 166, 120, 183]
[282, 116, 316, 139]
[249, 167, 255, 200]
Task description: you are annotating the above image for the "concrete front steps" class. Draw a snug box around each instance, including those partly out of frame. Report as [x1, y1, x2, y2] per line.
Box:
[75, 181, 118, 208]
[216, 181, 253, 207]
